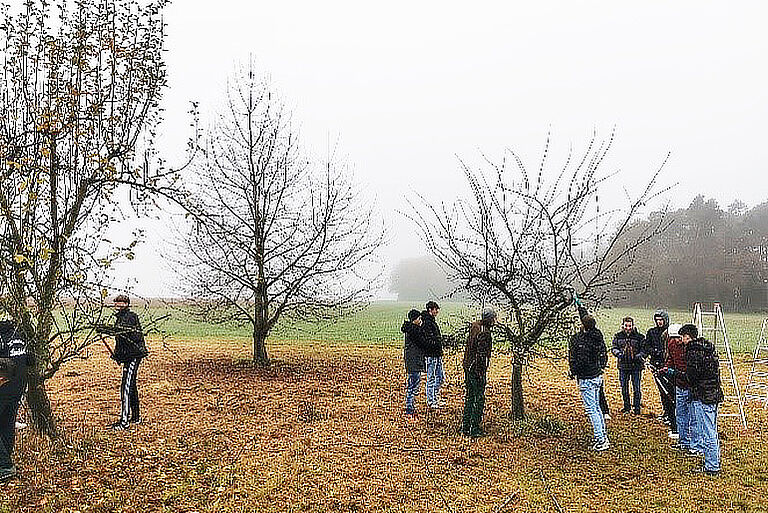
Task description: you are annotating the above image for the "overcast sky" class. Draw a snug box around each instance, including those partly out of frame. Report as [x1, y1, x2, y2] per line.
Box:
[117, 0, 768, 297]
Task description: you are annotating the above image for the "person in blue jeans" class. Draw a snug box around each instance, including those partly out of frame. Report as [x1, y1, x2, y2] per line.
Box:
[421, 301, 444, 408]
[661, 324, 702, 456]
[611, 317, 646, 414]
[401, 309, 428, 417]
[682, 323, 724, 476]
[569, 298, 610, 451]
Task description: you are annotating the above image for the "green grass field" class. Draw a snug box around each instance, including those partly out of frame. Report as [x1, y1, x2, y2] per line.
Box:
[148, 301, 767, 353]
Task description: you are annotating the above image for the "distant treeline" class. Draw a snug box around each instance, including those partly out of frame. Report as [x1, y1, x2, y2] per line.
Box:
[614, 196, 768, 311]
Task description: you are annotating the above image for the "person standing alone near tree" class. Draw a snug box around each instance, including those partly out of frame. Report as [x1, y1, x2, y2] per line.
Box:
[569, 300, 610, 451]
[98, 295, 148, 431]
[421, 301, 444, 409]
[462, 307, 495, 437]
[612, 317, 646, 414]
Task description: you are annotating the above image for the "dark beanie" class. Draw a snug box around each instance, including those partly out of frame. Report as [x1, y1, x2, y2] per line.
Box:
[407, 309, 421, 322]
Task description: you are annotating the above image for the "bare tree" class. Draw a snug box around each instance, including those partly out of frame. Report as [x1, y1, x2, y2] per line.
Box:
[0, 0, 177, 435]
[411, 131, 671, 419]
[175, 63, 383, 366]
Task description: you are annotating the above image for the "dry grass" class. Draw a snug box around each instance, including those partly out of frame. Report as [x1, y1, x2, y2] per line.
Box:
[2, 338, 767, 512]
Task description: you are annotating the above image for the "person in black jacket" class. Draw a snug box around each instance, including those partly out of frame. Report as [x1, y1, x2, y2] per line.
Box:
[646, 309, 676, 433]
[612, 317, 646, 414]
[0, 320, 33, 482]
[682, 324, 724, 476]
[569, 301, 610, 451]
[402, 309, 429, 417]
[421, 301, 444, 409]
[98, 295, 147, 430]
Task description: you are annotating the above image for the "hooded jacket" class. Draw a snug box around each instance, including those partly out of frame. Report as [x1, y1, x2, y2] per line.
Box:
[0, 321, 33, 398]
[645, 309, 669, 367]
[111, 308, 147, 363]
[611, 328, 646, 372]
[402, 321, 428, 374]
[686, 337, 725, 405]
[463, 320, 492, 378]
[420, 310, 443, 358]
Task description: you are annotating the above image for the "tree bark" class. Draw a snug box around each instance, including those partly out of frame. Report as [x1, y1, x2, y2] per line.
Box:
[25, 365, 58, 438]
[253, 330, 269, 367]
[510, 358, 525, 420]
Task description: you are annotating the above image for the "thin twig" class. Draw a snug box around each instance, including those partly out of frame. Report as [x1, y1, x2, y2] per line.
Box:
[492, 491, 520, 513]
[538, 469, 564, 513]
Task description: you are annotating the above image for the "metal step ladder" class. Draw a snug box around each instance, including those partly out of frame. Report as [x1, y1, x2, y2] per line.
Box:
[744, 318, 768, 408]
[692, 302, 747, 429]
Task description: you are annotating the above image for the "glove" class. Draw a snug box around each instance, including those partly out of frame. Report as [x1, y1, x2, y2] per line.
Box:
[572, 291, 583, 307]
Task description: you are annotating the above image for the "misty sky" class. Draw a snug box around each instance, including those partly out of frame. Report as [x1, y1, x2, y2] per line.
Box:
[116, 1, 768, 297]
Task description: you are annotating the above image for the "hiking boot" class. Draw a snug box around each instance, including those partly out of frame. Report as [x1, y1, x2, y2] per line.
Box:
[685, 448, 704, 458]
[672, 442, 690, 452]
[668, 431, 679, 440]
[109, 421, 129, 431]
[603, 414, 611, 421]
[14, 421, 27, 430]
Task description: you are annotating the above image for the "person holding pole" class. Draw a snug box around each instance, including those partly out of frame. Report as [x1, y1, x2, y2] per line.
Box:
[97, 295, 148, 430]
[645, 309, 677, 438]
[569, 294, 610, 451]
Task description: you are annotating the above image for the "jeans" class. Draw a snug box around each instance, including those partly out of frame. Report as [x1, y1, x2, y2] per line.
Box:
[405, 372, 421, 414]
[462, 372, 486, 434]
[619, 369, 642, 412]
[692, 400, 720, 471]
[579, 376, 607, 444]
[676, 387, 702, 451]
[425, 357, 444, 405]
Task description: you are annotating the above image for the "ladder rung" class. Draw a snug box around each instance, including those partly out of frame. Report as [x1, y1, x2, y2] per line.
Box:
[718, 413, 740, 417]
[754, 359, 768, 365]
[744, 395, 768, 400]
[746, 383, 768, 389]
[749, 372, 768, 378]
[723, 395, 741, 400]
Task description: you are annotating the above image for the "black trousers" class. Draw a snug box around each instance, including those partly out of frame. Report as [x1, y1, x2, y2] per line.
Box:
[119, 359, 141, 424]
[599, 382, 610, 414]
[656, 373, 677, 430]
[0, 384, 23, 470]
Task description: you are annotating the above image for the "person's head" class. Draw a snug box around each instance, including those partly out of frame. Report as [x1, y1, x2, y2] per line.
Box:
[481, 307, 497, 326]
[622, 316, 634, 334]
[407, 308, 422, 326]
[667, 323, 683, 340]
[425, 301, 440, 317]
[653, 309, 669, 328]
[113, 294, 130, 311]
[581, 315, 596, 331]
[678, 324, 698, 343]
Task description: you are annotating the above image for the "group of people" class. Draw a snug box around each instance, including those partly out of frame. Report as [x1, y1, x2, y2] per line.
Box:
[0, 295, 146, 482]
[401, 301, 497, 437]
[569, 297, 724, 476]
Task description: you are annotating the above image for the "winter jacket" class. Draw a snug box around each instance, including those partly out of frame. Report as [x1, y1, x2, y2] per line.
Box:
[108, 309, 147, 363]
[645, 310, 670, 367]
[421, 310, 443, 358]
[569, 328, 608, 380]
[686, 337, 725, 405]
[463, 320, 492, 378]
[611, 329, 646, 372]
[0, 321, 33, 398]
[402, 321, 428, 374]
[664, 337, 689, 389]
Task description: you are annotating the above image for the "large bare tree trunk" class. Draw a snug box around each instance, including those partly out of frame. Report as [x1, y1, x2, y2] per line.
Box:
[253, 330, 269, 367]
[510, 359, 525, 420]
[26, 366, 57, 438]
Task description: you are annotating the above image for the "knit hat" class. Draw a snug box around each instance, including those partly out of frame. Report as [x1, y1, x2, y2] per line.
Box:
[482, 307, 497, 321]
[407, 309, 421, 322]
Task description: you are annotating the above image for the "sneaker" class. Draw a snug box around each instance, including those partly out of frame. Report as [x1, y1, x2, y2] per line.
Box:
[633, 409, 641, 415]
[428, 403, 441, 410]
[14, 421, 27, 430]
[663, 418, 671, 426]
[0, 467, 17, 482]
[109, 421, 129, 431]
[592, 439, 610, 451]
[685, 448, 704, 458]
[668, 431, 679, 440]
[704, 469, 721, 477]
[603, 414, 611, 421]
[621, 407, 630, 414]
[672, 442, 690, 451]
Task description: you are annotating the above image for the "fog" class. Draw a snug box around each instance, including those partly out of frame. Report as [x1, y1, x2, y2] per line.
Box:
[114, 1, 768, 297]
